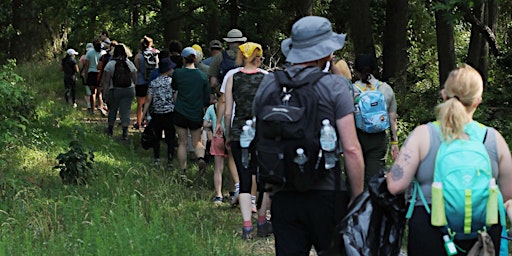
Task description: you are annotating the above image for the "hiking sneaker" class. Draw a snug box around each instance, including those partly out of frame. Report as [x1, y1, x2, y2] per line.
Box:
[242, 227, 254, 241]
[132, 122, 140, 130]
[98, 106, 108, 116]
[198, 158, 207, 176]
[257, 222, 273, 237]
[122, 134, 129, 140]
[213, 196, 223, 204]
[153, 159, 161, 166]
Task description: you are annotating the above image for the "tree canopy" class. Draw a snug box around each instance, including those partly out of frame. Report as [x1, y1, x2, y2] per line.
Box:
[2, 0, 512, 137]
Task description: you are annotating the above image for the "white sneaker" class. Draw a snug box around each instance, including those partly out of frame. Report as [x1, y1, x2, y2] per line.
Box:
[72, 103, 78, 108]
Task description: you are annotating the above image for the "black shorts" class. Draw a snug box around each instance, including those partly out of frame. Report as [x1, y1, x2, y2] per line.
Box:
[86, 72, 99, 87]
[173, 111, 202, 130]
[407, 205, 502, 255]
[271, 190, 349, 255]
[135, 83, 149, 97]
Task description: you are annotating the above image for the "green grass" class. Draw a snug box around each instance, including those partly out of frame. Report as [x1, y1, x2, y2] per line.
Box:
[6, 61, 511, 256]
[0, 61, 273, 255]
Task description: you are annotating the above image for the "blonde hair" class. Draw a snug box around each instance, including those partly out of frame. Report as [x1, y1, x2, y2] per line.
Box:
[435, 64, 483, 141]
[235, 48, 262, 66]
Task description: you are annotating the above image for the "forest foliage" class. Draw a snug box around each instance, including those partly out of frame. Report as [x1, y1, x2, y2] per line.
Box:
[0, 0, 511, 141]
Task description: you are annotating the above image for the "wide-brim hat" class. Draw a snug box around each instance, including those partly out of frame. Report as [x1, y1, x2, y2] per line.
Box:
[223, 29, 247, 43]
[281, 16, 346, 64]
[159, 58, 177, 74]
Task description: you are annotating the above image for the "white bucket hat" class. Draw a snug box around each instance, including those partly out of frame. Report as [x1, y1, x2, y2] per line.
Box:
[281, 16, 346, 64]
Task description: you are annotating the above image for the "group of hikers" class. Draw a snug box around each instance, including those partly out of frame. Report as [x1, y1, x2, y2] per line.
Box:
[60, 15, 512, 256]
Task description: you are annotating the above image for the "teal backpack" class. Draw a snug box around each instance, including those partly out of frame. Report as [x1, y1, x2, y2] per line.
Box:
[407, 121, 508, 254]
[353, 81, 389, 133]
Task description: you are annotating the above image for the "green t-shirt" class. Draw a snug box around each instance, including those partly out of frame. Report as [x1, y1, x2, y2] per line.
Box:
[171, 68, 210, 122]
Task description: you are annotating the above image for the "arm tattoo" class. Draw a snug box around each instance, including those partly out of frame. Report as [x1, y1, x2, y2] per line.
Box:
[390, 164, 404, 181]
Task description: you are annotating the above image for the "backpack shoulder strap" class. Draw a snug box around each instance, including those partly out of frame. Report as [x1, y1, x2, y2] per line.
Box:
[354, 81, 365, 92]
[406, 179, 431, 219]
[374, 80, 381, 90]
[464, 121, 487, 143]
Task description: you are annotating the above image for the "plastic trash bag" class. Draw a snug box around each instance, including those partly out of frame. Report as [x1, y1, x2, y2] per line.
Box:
[339, 170, 406, 256]
[141, 121, 156, 150]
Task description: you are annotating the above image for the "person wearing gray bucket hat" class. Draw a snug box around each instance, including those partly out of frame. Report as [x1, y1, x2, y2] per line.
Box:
[281, 16, 346, 64]
[253, 16, 364, 255]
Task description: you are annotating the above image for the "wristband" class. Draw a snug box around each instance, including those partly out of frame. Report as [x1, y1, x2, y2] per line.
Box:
[390, 141, 398, 145]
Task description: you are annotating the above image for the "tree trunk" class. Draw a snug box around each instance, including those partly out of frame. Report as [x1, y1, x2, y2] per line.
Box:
[435, 9, 456, 88]
[10, 0, 24, 60]
[206, 0, 220, 42]
[162, 0, 180, 45]
[382, 0, 408, 93]
[348, 0, 375, 58]
[481, 0, 498, 86]
[295, 0, 314, 17]
[132, 0, 139, 29]
[228, 0, 239, 28]
[478, 1, 490, 86]
[466, 1, 484, 68]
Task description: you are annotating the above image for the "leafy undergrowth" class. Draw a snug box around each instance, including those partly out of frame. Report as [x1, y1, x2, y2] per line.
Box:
[0, 61, 275, 255]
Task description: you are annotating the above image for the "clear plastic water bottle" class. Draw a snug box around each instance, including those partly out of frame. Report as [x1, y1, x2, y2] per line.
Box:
[240, 125, 252, 168]
[245, 119, 255, 138]
[320, 119, 337, 170]
[293, 148, 308, 173]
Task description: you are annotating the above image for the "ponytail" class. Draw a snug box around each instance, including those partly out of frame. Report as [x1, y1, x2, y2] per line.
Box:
[436, 64, 483, 142]
[435, 98, 471, 142]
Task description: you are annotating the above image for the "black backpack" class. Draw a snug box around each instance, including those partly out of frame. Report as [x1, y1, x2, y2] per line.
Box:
[255, 68, 327, 191]
[113, 59, 132, 88]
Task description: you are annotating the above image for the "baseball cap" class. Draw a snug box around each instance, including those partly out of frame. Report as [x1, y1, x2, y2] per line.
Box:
[66, 49, 79, 56]
[181, 47, 197, 58]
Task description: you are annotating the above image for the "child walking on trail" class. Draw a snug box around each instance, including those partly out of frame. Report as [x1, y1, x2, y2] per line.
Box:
[142, 58, 177, 167]
[203, 101, 227, 203]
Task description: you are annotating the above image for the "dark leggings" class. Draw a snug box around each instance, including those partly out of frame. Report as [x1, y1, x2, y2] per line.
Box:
[408, 206, 502, 256]
[150, 112, 176, 160]
[230, 142, 257, 194]
[64, 77, 76, 103]
[356, 129, 388, 187]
